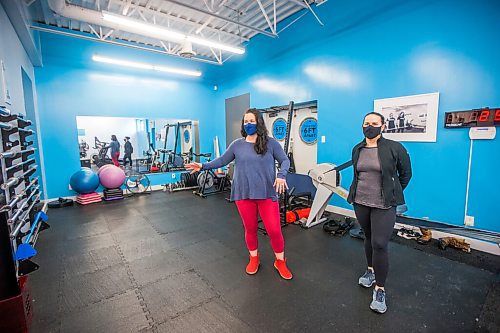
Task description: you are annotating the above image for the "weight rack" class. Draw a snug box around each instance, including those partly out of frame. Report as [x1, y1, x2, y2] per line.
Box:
[0, 105, 49, 332]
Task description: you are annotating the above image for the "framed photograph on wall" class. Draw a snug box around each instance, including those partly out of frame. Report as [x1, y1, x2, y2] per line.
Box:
[374, 92, 439, 142]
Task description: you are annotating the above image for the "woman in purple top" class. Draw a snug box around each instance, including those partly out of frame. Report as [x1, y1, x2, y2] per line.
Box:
[185, 109, 293, 280]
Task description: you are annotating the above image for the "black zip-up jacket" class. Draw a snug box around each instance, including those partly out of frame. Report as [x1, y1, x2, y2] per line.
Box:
[124, 141, 133, 154]
[347, 136, 412, 207]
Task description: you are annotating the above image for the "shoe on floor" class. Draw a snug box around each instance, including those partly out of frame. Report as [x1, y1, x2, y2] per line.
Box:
[417, 228, 432, 244]
[246, 254, 260, 275]
[274, 259, 293, 280]
[397, 228, 421, 240]
[358, 269, 376, 288]
[370, 288, 387, 314]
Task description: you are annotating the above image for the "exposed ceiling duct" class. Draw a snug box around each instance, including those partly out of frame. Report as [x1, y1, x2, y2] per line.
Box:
[46, 0, 244, 55]
[26, 0, 324, 65]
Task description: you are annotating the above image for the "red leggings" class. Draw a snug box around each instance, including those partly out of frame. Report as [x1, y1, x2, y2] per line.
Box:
[235, 199, 285, 253]
[112, 152, 120, 167]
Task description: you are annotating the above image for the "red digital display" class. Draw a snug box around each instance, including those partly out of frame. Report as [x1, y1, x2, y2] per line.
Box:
[445, 107, 500, 128]
[479, 110, 490, 122]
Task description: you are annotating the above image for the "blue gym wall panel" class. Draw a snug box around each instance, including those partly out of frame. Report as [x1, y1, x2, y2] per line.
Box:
[32, 0, 499, 231]
[214, 0, 500, 231]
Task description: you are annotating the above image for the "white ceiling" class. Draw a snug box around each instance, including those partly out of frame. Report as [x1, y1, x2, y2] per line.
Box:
[24, 0, 325, 65]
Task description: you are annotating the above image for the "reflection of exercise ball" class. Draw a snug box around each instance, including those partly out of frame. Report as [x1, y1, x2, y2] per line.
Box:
[97, 164, 114, 175]
[99, 166, 126, 189]
[70, 168, 100, 194]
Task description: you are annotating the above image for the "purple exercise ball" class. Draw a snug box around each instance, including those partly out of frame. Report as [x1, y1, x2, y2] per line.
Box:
[99, 165, 126, 189]
[97, 164, 114, 175]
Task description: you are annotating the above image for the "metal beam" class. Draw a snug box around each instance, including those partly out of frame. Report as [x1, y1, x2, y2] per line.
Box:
[236, 1, 292, 37]
[278, 9, 308, 34]
[195, 0, 229, 34]
[201, 0, 211, 11]
[200, 31, 222, 63]
[122, 0, 132, 15]
[163, 0, 277, 37]
[213, 0, 273, 38]
[303, 0, 324, 26]
[88, 24, 101, 38]
[287, 0, 308, 8]
[113, 0, 250, 42]
[39, 0, 52, 25]
[254, 0, 275, 33]
[102, 29, 114, 40]
[30, 25, 222, 65]
[273, 0, 276, 32]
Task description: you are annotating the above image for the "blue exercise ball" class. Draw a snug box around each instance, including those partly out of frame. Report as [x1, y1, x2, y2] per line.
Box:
[70, 168, 100, 194]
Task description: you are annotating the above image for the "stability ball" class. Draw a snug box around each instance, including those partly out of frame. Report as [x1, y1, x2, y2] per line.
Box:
[70, 168, 100, 194]
[97, 164, 114, 175]
[99, 165, 126, 189]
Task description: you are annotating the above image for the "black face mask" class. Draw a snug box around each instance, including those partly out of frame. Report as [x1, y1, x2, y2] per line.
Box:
[363, 125, 382, 139]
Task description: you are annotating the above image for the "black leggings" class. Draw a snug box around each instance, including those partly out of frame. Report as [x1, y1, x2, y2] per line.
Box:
[123, 153, 132, 166]
[353, 204, 396, 287]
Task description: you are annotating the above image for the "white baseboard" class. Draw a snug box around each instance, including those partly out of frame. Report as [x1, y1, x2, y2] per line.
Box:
[326, 205, 500, 256]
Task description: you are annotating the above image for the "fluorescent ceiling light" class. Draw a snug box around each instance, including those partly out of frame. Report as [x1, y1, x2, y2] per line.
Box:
[187, 36, 244, 55]
[102, 11, 245, 55]
[102, 11, 185, 41]
[92, 55, 202, 77]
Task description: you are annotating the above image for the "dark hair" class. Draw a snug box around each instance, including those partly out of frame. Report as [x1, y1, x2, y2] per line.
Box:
[111, 135, 117, 141]
[240, 108, 268, 155]
[363, 112, 385, 124]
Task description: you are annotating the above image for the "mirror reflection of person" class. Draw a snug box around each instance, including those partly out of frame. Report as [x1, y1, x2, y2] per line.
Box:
[386, 113, 396, 133]
[397, 111, 405, 133]
[123, 136, 133, 168]
[109, 135, 120, 167]
[185, 108, 293, 280]
[347, 112, 412, 314]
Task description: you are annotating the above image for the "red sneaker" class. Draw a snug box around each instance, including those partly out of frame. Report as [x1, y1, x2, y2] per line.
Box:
[246, 254, 260, 275]
[274, 259, 293, 280]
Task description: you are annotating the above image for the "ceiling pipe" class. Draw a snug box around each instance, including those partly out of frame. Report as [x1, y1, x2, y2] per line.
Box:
[30, 25, 222, 66]
[47, 0, 244, 54]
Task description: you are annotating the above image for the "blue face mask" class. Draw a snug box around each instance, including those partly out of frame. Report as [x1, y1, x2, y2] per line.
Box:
[244, 123, 257, 135]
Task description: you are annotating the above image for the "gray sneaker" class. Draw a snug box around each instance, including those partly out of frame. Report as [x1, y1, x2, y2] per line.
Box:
[370, 289, 387, 314]
[358, 270, 376, 288]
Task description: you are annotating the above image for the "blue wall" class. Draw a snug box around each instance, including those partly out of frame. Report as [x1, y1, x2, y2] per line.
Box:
[33, 0, 500, 231]
[35, 33, 218, 199]
[214, 0, 500, 231]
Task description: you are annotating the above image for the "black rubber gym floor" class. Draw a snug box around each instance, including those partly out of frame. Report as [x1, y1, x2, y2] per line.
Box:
[30, 191, 499, 332]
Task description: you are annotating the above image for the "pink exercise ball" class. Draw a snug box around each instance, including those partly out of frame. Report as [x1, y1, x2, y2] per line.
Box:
[99, 165, 126, 189]
[97, 164, 114, 175]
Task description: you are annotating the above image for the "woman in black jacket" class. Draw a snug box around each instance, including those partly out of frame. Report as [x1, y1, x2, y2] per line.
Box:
[347, 112, 412, 314]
